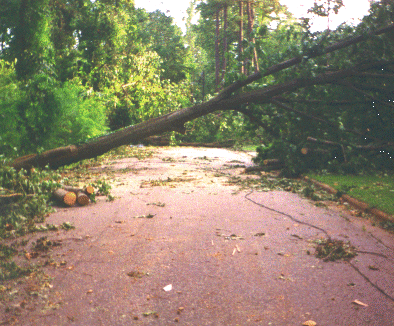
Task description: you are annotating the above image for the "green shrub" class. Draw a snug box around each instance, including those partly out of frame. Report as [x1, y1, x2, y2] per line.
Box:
[0, 162, 62, 238]
[0, 65, 108, 155]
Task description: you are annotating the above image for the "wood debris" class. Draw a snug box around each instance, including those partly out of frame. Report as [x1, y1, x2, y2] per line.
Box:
[53, 185, 95, 207]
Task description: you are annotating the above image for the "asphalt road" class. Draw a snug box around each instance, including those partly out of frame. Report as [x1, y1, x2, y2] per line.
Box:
[9, 147, 394, 326]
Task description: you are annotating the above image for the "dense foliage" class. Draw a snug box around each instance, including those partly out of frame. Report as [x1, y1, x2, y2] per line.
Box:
[250, 3, 394, 176]
[182, 0, 394, 176]
[0, 0, 191, 155]
[0, 0, 393, 176]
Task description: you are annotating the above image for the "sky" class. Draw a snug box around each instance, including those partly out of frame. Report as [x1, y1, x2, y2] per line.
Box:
[133, 0, 372, 33]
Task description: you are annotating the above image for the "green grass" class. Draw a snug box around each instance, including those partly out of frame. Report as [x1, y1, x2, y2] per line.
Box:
[307, 173, 394, 216]
[241, 145, 258, 152]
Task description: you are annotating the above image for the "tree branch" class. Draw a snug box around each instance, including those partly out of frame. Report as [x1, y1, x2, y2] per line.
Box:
[214, 23, 394, 101]
[275, 97, 367, 106]
[270, 98, 385, 143]
[340, 80, 394, 110]
[306, 136, 393, 150]
[236, 106, 280, 137]
[10, 25, 394, 170]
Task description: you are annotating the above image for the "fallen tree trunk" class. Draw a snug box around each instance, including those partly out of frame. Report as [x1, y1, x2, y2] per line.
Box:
[306, 137, 394, 151]
[178, 140, 235, 148]
[143, 136, 235, 148]
[10, 24, 394, 171]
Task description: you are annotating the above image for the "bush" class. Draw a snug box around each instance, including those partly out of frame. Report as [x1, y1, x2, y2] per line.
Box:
[0, 64, 108, 156]
[0, 60, 24, 155]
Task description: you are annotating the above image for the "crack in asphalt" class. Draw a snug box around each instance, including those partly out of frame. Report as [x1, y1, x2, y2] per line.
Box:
[244, 189, 394, 303]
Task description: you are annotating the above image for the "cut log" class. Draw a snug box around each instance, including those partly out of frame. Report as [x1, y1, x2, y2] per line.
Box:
[301, 147, 331, 155]
[63, 185, 95, 196]
[53, 189, 76, 206]
[76, 191, 90, 206]
[61, 185, 93, 206]
[84, 185, 95, 196]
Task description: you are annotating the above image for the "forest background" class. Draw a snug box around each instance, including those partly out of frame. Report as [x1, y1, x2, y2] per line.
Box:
[0, 0, 393, 176]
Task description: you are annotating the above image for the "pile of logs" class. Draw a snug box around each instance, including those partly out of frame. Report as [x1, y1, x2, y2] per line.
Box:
[53, 185, 95, 207]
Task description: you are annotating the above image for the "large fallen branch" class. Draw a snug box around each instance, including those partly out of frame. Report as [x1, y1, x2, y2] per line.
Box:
[305, 136, 394, 151]
[10, 24, 394, 171]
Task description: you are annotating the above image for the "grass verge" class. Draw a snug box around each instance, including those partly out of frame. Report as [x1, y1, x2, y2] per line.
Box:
[306, 173, 394, 216]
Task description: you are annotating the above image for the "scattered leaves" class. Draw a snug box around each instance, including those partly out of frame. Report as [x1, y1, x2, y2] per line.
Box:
[291, 234, 303, 240]
[147, 202, 166, 207]
[24, 252, 39, 260]
[0, 261, 31, 281]
[215, 230, 244, 240]
[368, 265, 379, 271]
[0, 244, 17, 260]
[143, 311, 159, 317]
[314, 238, 357, 262]
[133, 214, 156, 219]
[127, 271, 148, 278]
[33, 237, 62, 252]
[60, 222, 75, 230]
[140, 176, 196, 188]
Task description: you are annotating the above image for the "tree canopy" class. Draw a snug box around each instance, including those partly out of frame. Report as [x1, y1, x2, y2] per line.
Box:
[1, 0, 393, 175]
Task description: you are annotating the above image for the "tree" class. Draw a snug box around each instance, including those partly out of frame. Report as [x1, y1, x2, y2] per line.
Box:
[194, 0, 288, 92]
[238, 1, 244, 74]
[9, 0, 54, 80]
[143, 10, 189, 83]
[10, 17, 394, 170]
[307, 0, 344, 30]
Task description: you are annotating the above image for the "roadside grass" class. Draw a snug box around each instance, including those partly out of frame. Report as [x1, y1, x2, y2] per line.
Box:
[240, 145, 258, 152]
[306, 173, 394, 216]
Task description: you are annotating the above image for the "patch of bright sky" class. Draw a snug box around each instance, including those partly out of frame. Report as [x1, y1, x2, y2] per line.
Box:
[133, 0, 372, 33]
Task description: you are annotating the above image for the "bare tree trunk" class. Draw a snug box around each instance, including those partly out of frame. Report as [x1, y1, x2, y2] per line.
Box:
[215, 7, 221, 90]
[251, 3, 259, 72]
[239, 1, 244, 74]
[247, 1, 259, 72]
[246, 1, 251, 75]
[221, 4, 228, 83]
